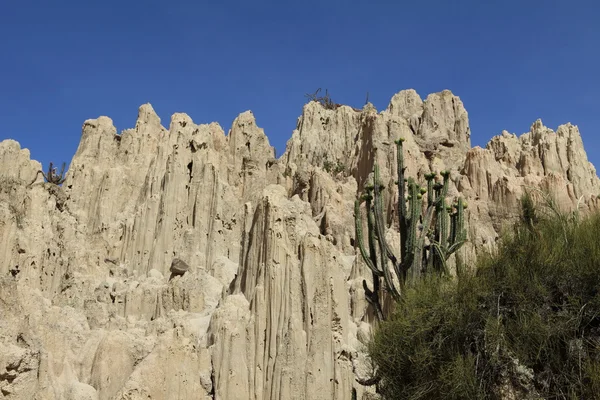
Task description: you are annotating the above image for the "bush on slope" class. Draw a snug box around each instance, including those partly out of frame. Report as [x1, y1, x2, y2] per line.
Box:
[368, 195, 600, 399]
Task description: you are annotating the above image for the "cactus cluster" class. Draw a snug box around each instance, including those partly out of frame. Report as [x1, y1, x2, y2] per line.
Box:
[354, 138, 467, 320]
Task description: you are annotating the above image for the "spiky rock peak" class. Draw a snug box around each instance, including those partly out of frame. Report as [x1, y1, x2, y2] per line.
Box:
[0, 90, 598, 399]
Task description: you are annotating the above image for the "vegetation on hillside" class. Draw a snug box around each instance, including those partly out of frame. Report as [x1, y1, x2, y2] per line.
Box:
[366, 193, 600, 399]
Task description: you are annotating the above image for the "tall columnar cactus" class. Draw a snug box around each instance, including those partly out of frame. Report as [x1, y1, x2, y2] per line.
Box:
[354, 138, 467, 320]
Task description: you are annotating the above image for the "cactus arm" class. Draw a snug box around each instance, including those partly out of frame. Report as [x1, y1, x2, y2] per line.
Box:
[449, 208, 458, 246]
[433, 182, 442, 201]
[395, 139, 409, 265]
[430, 242, 449, 274]
[377, 223, 401, 299]
[365, 196, 384, 303]
[440, 170, 450, 197]
[411, 203, 435, 274]
[372, 165, 399, 267]
[437, 201, 449, 250]
[400, 179, 422, 273]
[362, 280, 384, 321]
[447, 239, 467, 256]
[425, 173, 436, 206]
[365, 197, 380, 270]
[396, 139, 408, 222]
[372, 165, 401, 298]
[354, 199, 382, 277]
[355, 193, 386, 319]
[433, 171, 450, 247]
[447, 198, 467, 255]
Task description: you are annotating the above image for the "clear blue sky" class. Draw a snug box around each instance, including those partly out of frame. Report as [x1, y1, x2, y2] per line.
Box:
[1, 0, 599, 172]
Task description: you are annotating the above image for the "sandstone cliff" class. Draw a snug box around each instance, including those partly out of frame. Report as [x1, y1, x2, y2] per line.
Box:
[0, 89, 598, 399]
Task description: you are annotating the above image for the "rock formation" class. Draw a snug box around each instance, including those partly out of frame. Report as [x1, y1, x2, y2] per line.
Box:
[0, 89, 598, 399]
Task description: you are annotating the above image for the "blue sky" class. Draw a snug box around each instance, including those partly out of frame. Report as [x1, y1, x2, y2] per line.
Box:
[1, 0, 599, 172]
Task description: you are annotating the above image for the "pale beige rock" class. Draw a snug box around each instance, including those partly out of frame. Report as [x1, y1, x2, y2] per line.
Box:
[386, 89, 423, 120]
[0, 89, 598, 399]
[212, 185, 360, 399]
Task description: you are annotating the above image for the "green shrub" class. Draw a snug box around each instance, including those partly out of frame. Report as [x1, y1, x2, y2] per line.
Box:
[367, 197, 600, 399]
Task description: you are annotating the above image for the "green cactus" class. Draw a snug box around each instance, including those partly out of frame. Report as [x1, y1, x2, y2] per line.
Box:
[354, 139, 467, 320]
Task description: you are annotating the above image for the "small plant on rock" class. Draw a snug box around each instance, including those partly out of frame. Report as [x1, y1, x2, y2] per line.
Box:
[305, 88, 337, 110]
[33, 162, 67, 185]
[323, 158, 346, 176]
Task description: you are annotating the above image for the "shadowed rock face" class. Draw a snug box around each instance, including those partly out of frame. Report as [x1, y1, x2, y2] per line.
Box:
[1, 90, 598, 399]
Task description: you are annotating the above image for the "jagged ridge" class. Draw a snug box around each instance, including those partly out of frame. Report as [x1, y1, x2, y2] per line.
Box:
[0, 89, 598, 400]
